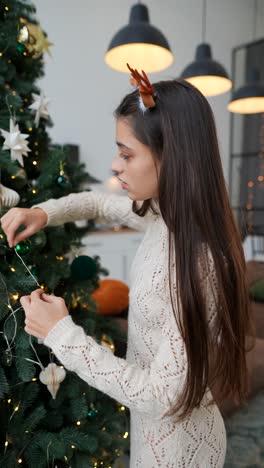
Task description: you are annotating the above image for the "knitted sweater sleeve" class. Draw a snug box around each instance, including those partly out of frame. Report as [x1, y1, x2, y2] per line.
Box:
[31, 191, 152, 231]
[43, 313, 187, 422]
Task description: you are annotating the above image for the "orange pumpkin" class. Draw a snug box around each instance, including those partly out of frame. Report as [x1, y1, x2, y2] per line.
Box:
[91, 279, 129, 315]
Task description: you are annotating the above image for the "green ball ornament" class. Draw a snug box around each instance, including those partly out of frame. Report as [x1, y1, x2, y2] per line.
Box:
[17, 42, 26, 55]
[70, 255, 97, 281]
[87, 407, 98, 418]
[56, 174, 70, 187]
[15, 242, 30, 255]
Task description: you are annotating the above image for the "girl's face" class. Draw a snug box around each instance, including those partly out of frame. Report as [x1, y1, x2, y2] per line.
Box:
[111, 118, 159, 201]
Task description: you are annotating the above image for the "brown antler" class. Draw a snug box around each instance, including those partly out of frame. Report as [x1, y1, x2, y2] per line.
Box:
[127, 63, 156, 109]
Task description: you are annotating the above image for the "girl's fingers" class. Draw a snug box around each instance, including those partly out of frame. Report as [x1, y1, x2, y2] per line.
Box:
[31, 289, 61, 304]
[20, 296, 31, 307]
[40, 292, 58, 303]
[30, 289, 44, 300]
[12, 226, 35, 247]
[4, 218, 25, 247]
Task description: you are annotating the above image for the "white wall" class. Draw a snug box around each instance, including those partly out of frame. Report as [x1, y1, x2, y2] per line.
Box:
[33, 0, 264, 185]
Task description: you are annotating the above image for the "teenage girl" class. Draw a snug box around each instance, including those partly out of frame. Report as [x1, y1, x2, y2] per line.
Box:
[0, 66, 252, 467]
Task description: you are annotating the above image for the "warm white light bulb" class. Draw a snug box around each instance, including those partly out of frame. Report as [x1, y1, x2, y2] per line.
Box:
[105, 43, 173, 73]
[185, 75, 232, 97]
[228, 96, 264, 114]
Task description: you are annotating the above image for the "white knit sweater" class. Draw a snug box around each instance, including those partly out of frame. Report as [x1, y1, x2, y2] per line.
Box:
[34, 191, 226, 468]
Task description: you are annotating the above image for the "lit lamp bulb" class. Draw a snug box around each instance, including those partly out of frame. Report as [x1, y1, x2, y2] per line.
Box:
[105, 3, 173, 73]
[228, 69, 264, 114]
[181, 44, 232, 97]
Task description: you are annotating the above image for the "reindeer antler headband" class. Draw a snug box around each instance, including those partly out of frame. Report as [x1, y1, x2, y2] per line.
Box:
[127, 63, 156, 111]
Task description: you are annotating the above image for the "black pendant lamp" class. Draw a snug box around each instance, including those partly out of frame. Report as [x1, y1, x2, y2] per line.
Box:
[228, 1, 264, 114]
[105, 2, 173, 73]
[180, 0, 232, 96]
[228, 69, 264, 114]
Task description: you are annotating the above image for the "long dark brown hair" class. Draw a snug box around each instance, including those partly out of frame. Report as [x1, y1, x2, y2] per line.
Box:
[114, 79, 254, 420]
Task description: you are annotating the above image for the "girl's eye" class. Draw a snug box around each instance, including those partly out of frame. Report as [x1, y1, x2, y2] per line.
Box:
[119, 153, 130, 160]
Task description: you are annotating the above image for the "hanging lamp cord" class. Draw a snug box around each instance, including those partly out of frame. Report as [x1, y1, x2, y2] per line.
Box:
[202, 0, 207, 43]
[253, 0, 257, 41]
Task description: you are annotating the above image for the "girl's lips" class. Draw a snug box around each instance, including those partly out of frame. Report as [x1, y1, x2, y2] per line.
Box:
[118, 178, 128, 189]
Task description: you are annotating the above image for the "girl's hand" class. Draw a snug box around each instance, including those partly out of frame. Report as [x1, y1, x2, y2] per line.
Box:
[0, 207, 48, 248]
[20, 289, 69, 340]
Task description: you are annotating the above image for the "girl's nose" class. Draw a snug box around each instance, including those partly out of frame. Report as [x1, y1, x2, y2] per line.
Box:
[111, 155, 122, 175]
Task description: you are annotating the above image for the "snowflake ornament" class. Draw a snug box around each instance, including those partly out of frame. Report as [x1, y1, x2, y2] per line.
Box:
[29, 90, 50, 127]
[0, 119, 31, 166]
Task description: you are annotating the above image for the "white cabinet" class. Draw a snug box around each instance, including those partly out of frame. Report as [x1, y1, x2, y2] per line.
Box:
[79, 228, 144, 285]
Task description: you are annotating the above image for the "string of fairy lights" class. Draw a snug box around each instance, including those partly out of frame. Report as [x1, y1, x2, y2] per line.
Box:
[3, 395, 128, 466]
[0, 246, 129, 466]
[4, 394, 129, 468]
[0, 3, 127, 466]
[3, 402, 128, 467]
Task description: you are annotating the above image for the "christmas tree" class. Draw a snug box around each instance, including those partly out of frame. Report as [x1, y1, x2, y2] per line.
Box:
[0, 1, 129, 466]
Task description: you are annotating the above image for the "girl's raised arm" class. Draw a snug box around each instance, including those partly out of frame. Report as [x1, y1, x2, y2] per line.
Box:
[32, 190, 157, 231]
